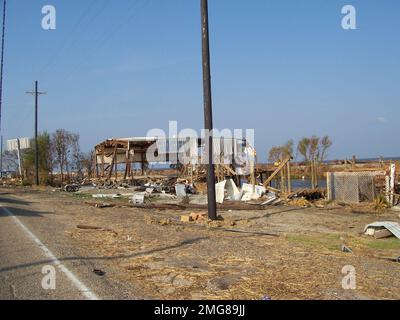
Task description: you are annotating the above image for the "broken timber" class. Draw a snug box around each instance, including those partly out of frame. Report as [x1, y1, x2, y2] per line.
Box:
[263, 156, 293, 188]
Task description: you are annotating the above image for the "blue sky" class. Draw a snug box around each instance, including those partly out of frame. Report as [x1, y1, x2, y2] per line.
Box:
[2, 0, 399, 161]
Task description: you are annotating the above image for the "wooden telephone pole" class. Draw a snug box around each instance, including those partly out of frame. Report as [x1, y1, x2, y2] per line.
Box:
[201, 0, 217, 221]
[26, 81, 46, 186]
[0, 0, 7, 178]
[0, 0, 6, 132]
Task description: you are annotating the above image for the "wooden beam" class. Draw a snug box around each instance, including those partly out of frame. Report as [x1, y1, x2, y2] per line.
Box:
[221, 164, 236, 176]
[101, 150, 105, 178]
[263, 157, 292, 188]
[108, 146, 118, 180]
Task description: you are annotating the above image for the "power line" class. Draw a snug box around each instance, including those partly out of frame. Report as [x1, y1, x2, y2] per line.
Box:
[60, 0, 151, 82]
[38, 0, 110, 78]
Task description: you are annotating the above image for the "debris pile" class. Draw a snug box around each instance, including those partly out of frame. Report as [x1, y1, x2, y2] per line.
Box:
[63, 172, 332, 212]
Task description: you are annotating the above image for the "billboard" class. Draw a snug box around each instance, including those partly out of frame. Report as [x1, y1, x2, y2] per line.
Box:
[7, 138, 31, 151]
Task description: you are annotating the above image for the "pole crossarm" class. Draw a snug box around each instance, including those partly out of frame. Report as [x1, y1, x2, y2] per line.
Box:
[25, 91, 46, 95]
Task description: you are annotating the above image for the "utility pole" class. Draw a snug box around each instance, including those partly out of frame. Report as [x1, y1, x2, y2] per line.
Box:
[0, 1, 7, 179]
[0, 0, 6, 133]
[0, 135, 3, 178]
[201, 0, 217, 221]
[26, 81, 46, 186]
[16, 138, 22, 178]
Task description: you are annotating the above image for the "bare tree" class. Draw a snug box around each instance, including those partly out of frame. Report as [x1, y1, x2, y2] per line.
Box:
[320, 136, 333, 162]
[297, 138, 311, 163]
[70, 133, 83, 179]
[309, 136, 320, 161]
[269, 146, 283, 163]
[297, 136, 333, 164]
[297, 135, 333, 188]
[268, 140, 294, 163]
[51, 129, 79, 184]
[80, 151, 94, 178]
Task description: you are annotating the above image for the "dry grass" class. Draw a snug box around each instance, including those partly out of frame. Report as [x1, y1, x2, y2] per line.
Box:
[69, 225, 400, 300]
[10, 186, 400, 300]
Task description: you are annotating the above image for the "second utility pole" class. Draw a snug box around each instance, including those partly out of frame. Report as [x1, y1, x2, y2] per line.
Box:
[0, 0, 7, 178]
[26, 81, 46, 186]
[201, 0, 217, 221]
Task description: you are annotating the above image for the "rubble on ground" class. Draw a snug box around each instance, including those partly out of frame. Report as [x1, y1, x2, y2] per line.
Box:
[59, 175, 338, 212]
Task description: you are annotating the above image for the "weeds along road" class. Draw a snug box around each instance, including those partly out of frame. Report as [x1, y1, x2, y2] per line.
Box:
[0, 191, 135, 300]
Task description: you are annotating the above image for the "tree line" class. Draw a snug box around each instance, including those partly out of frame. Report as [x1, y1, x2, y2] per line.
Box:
[2, 129, 93, 186]
[268, 135, 333, 188]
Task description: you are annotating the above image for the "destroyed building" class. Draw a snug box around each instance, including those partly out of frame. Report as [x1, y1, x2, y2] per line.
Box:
[93, 137, 256, 183]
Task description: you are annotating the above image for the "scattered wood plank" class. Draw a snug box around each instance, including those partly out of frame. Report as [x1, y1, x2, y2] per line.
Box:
[77, 225, 104, 230]
[374, 229, 394, 239]
[84, 201, 115, 208]
[374, 256, 400, 263]
[266, 186, 281, 193]
[221, 228, 279, 237]
[221, 164, 237, 176]
[76, 225, 117, 234]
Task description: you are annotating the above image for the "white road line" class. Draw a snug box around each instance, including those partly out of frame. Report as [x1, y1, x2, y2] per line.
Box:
[2, 207, 99, 300]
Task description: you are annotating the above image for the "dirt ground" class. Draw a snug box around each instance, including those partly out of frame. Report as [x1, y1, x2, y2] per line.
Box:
[3, 187, 400, 300]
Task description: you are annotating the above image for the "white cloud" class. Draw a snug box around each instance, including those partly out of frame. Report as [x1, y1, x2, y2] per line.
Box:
[376, 117, 387, 123]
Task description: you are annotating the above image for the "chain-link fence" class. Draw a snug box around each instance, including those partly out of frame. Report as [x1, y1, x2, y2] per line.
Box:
[327, 171, 384, 204]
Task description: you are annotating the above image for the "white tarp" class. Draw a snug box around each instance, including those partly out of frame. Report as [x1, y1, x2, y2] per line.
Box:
[175, 184, 187, 198]
[132, 193, 145, 204]
[225, 179, 242, 201]
[215, 181, 227, 204]
[215, 179, 242, 204]
[242, 184, 266, 197]
[241, 192, 262, 202]
[241, 183, 266, 201]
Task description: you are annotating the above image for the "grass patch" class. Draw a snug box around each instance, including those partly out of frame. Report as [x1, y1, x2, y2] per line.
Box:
[72, 193, 93, 200]
[286, 233, 342, 252]
[357, 237, 400, 250]
[364, 238, 400, 250]
[347, 235, 400, 251]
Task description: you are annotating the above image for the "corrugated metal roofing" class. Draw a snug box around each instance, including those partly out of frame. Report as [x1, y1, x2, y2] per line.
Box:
[364, 222, 400, 240]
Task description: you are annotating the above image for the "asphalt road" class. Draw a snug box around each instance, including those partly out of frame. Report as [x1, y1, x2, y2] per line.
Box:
[0, 192, 135, 300]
